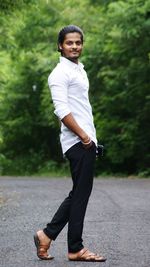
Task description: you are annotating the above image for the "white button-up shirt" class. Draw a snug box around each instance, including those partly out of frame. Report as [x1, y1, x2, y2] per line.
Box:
[48, 56, 97, 154]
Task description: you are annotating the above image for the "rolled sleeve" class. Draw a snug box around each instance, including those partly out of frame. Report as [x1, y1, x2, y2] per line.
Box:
[48, 68, 71, 120]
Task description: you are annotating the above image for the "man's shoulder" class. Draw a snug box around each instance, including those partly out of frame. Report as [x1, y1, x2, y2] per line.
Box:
[49, 62, 60, 75]
[48, 62, 70, 84]
[50, 60, 70, 74]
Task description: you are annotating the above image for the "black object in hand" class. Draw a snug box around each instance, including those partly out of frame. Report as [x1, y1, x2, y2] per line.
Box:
[96, 144, 104, 157]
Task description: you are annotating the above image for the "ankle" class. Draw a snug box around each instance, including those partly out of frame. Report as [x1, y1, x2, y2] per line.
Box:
[37, 230, 51, 243]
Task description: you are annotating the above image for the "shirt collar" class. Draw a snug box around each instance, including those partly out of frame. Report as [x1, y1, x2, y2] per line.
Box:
[60, 56, 84, 70]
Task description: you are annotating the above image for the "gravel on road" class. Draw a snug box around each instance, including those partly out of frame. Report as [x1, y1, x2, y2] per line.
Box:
[0, 176, 150, 267]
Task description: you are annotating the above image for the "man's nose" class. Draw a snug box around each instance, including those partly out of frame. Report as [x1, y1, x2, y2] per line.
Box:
[72, 43, 77, 48]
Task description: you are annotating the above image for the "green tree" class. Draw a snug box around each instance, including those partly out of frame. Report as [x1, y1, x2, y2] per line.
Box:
[87, 0, 150, 174]
[0, 0, 149, 176]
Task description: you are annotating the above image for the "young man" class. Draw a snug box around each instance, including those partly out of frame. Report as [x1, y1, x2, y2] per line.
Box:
[34, 25, 106, 262]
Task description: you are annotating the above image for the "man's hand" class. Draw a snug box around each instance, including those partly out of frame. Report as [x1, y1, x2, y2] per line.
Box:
[62, 113, 92, 148]
[81, 136, 93, 149]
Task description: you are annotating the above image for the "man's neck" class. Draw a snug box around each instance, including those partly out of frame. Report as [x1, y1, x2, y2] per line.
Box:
[64, 56, 79, 64]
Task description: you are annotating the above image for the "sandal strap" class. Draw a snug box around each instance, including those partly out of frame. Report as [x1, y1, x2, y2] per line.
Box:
[80, 249, 103, 260]
[38, 244, 49, 249]
[79, 248, 89, 257]
[68, 247, 106, 262]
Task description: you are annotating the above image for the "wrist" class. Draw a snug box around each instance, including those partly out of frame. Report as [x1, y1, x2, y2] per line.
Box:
[81, 135, 91, 145]
[82, 138, 91, 145]
[80, 135, 90, 143]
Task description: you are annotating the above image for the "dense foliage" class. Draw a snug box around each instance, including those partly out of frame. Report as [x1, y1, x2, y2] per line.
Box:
[0, 0, 150, 176]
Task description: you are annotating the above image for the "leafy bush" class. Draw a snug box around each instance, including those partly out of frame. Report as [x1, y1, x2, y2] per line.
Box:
[0, 0, 149, 176]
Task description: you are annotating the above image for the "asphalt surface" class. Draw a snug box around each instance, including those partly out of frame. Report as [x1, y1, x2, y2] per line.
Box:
[0, 176, 150, 267]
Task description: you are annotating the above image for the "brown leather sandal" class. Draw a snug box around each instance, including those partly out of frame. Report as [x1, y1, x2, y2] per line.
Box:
[34, 234, 54, 260]
[68, 247, 106, 262]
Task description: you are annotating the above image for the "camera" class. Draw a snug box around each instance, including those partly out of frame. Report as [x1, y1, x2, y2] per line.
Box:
[96, 144, 104, 157]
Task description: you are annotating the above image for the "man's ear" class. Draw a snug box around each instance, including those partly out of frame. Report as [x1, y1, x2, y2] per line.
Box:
[58, 44, 62, 51]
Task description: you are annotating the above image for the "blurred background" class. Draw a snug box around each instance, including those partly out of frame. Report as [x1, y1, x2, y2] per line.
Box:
[0, 0, 149, 177]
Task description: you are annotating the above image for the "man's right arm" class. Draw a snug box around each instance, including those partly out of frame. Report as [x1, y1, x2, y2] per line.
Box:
[61, 113, 91, 146]
[48, 69, 92, 147]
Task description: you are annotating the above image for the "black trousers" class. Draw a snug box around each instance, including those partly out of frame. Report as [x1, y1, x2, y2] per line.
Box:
[43, 141, 96, 253]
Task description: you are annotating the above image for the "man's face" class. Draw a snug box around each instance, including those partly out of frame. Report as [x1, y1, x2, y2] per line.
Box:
[59, 32, 83, 63]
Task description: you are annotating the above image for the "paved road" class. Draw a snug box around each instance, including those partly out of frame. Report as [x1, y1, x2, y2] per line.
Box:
[0, 177, 150, 267]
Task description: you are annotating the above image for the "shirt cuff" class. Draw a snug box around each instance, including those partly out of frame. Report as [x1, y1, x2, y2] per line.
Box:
[54, 108, 71, 120]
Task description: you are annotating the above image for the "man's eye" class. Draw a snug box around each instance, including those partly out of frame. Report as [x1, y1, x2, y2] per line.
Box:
[66, 42, 72, 45]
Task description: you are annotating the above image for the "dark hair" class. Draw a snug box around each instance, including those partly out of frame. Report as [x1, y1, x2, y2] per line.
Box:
[57, 25, 84, 52]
